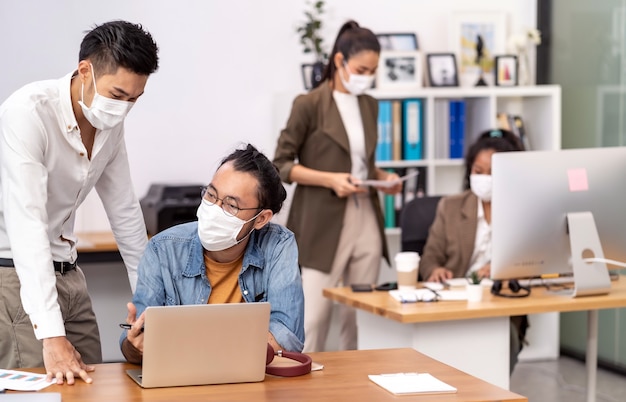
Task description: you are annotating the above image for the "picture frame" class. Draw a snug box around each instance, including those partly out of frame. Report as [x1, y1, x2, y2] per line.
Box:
[376, 32, 419, 51]
[376, 50, 423, 90]
[448, 12, 507, 87]
[426, 53, 459, 87]
[300, 63, 314, 90]
[494, 55, 518, 86]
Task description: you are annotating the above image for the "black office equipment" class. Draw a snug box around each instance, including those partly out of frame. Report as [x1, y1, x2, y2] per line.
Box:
[140, 184, 203, 236]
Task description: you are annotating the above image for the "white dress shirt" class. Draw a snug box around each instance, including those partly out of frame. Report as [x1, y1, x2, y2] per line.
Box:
[0, 72, 148, 339]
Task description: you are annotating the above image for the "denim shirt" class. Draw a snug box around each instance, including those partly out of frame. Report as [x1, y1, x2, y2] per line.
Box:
[121, 221, 305, 352]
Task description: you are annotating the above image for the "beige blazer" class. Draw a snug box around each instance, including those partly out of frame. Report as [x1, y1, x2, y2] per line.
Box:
[419, 190, 479, 280]
[273, 82, 389, 273]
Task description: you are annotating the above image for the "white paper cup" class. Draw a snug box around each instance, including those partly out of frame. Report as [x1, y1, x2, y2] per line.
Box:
[395, 252, 419, 291]
[466, 283, 484, 302]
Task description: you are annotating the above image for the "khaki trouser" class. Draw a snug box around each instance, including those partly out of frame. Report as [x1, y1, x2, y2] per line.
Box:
[302, 194, 382, 352]
[0, 266, 102, 368]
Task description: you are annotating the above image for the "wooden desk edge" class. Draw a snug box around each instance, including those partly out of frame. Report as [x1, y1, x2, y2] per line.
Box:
[323, 279, 626, 323]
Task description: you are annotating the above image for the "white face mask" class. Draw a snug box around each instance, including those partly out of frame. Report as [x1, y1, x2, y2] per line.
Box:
[470, 174, 493, 202]
[340, 62, 375, 95]
[196, 199, 261, 251]
[78, 64, 134, 130]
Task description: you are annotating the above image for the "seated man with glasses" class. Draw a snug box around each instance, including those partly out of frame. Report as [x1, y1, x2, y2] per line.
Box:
[120, 144, 304, 363]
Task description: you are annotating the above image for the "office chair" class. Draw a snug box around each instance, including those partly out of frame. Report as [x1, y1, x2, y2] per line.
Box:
[399, 196, 442, 280]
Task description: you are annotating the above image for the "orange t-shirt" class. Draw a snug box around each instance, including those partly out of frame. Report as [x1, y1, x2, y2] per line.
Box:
[204, 252, 245, 304]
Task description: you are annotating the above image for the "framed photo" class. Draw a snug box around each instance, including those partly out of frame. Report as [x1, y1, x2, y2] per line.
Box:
[376, 50, 423, 90]
[301, 63, 314, 90]
[495, 55, 518, 86]
[376, 32, 419, 51]
[426, 53, 459, 87]
[448, 12, 507, 87]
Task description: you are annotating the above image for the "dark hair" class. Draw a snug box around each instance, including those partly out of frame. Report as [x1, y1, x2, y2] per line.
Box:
[463, 129, 523, 190]
[219, 144, 287, 214]
[79, 20, 159, 76]
[320, 20, 380, 83]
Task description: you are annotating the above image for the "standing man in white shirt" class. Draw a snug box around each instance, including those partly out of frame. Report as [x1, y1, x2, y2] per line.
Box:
[0, 20, 159, 385]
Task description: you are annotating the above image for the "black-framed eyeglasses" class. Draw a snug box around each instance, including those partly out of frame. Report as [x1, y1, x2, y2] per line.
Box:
[201, 186, 262, 218]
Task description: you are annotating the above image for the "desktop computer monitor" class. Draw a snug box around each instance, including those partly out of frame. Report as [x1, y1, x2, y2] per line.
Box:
[491, 146, 626, 297]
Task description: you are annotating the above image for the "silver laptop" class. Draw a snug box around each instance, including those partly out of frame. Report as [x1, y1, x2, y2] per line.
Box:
[126, 302, 270, 388]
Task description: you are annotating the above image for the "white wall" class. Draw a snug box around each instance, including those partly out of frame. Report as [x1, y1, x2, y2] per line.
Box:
[0, 0, 536, 231]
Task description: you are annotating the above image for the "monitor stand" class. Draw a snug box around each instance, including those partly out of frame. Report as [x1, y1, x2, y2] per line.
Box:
[566, 211, 611, 297]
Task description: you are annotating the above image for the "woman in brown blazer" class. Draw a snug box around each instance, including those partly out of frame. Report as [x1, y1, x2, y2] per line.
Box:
[273, 20, 401, 352]
[420, 129, 528, 374]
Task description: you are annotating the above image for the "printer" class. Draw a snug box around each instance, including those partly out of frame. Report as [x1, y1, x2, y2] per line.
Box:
[140, 183, 204, 236]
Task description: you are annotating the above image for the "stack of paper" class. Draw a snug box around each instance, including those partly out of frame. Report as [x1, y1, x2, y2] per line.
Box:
[369, 372, 457, 395]
[0, 369, 55, 391]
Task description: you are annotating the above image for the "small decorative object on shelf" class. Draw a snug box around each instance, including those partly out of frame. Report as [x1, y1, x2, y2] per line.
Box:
[507, 28, 541, 86]
[449, 12, 507, 87]
[376, 50, 423, 90]
[426, 53, 459, 87]
[474, 34, 487, 87]
[376, 32, 419, 51]
[494, 55, 518, 86]
[296, 0, 328, 90]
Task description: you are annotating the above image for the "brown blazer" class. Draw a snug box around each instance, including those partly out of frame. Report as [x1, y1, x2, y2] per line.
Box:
[273, 82, 389, 273]
[419, 190, 478, 280]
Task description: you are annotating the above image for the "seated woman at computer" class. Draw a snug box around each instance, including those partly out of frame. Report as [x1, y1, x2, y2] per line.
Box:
[120, 144, 304, 363]
[419, 129, 527, 374]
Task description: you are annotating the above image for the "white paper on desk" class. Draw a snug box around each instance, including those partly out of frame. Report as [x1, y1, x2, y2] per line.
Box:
[369, 372, 457, 395]
[0, 369, 56, 391]
[358, 170, 419, 188]
[389, 289, 467, 302]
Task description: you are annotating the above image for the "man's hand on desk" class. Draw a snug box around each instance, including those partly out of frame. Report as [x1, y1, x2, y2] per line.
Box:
[42, 336, 94, 385]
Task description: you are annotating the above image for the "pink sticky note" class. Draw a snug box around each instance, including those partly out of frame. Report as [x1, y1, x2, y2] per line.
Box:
[567, 168, 589, 192]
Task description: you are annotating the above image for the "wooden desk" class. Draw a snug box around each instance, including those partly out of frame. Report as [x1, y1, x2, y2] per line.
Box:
[324, 279, 626, 402]
[76, 231, 119, 253]
[15, 348, 526, 402]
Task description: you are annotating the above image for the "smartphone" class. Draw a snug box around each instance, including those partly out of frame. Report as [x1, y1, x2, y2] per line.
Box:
[374, 281, 398, 291]
[350, 284, 373, 292]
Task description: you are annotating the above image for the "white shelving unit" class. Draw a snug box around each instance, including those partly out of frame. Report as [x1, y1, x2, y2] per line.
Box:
[371, 85, 562, 196]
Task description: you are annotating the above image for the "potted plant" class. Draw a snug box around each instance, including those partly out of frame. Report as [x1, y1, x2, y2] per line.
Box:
[296, 0, 328, 90]
[466, 271, 483, 302]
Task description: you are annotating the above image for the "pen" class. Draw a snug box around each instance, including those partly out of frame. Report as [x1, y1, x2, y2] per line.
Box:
[119, 323, 144, 332]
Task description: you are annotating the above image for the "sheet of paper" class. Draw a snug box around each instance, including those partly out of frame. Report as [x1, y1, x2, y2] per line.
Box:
[358, 170, 419, 188]
[0, 369, 56, 391]
[445, 277, 493, 288]
[369, 372, 457, 395]
[389, 289, 468, 303]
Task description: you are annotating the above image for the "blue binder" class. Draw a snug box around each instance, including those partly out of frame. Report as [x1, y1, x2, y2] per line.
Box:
[376, 101, 392, 161]
[402, 99, 423, 160]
